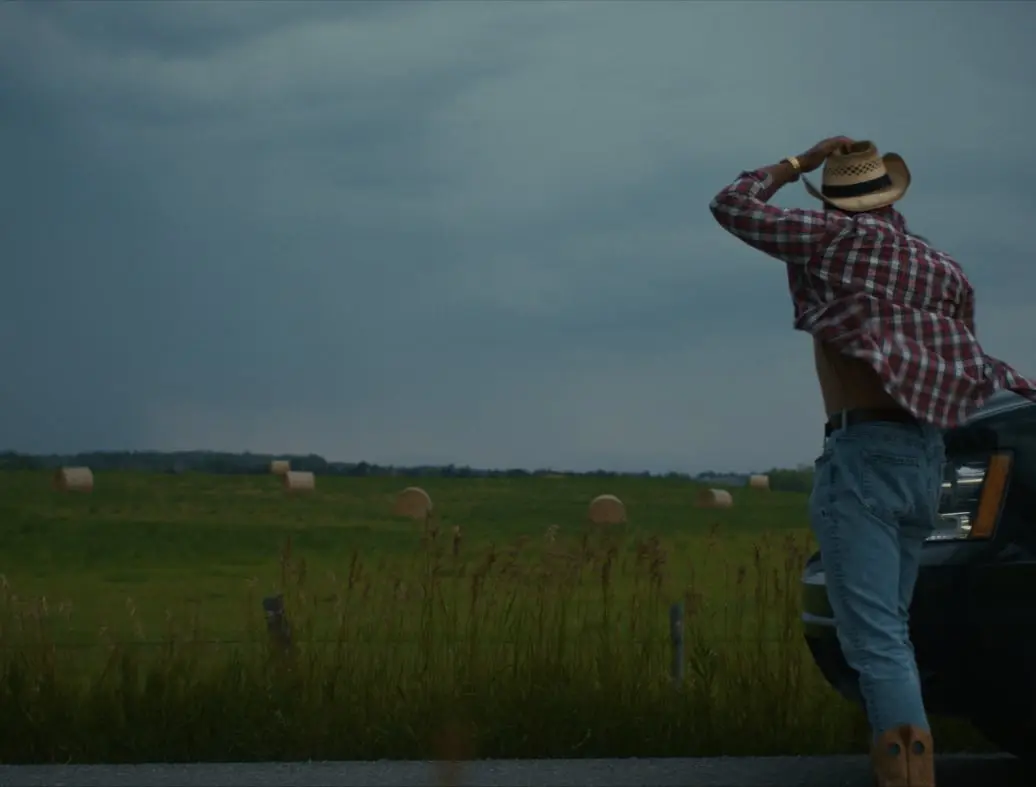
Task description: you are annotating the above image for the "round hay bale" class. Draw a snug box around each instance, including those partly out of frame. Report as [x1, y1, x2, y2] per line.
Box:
[393, 486, 433, 519]
[748, 474, 770, 490]
[54, 466, 93, 492]
[696, 488, 733, 508]
[283, 470, 315, 492]
[588, 494, 626, 525]
[270, 459, 291, 476]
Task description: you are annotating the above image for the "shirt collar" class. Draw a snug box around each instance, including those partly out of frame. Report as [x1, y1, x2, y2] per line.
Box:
[869, 206, 909, 233]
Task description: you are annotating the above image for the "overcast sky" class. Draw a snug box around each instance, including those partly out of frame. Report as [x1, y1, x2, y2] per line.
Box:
[2, 1, 1034, 474]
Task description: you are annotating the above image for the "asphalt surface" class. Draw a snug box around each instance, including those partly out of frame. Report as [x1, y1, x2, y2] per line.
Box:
[0, 755, 1026, 787]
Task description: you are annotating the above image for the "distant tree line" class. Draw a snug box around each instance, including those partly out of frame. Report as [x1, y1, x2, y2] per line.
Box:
[0, 449, 813, 487]
[764, 465, 815, 494]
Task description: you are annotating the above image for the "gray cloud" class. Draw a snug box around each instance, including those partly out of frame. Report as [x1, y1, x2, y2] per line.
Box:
[3, 1, 1035, 472]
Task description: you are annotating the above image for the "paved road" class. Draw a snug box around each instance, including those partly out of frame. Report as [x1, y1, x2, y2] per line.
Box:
[0, 755, 1026, 787]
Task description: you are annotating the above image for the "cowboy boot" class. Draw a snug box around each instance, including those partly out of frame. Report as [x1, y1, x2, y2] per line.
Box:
[903, 725, 935, 786]
[870, 727, 910, 787]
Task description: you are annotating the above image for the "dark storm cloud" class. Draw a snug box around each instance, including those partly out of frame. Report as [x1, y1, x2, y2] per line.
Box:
[9, 1, 398, 60]
[2, 1, 1035, 472]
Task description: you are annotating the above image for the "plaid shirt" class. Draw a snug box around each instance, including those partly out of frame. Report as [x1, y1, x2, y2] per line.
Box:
[709, 169, 1036, 428]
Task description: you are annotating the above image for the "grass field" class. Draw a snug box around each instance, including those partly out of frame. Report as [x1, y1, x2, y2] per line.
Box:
[0, 470, 992, 763]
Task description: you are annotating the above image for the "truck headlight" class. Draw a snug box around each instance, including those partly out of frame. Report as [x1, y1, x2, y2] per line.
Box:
[929, 452, 1012, 541]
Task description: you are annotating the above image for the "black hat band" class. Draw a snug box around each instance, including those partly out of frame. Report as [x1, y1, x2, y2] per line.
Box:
[821, 173, 893, 199]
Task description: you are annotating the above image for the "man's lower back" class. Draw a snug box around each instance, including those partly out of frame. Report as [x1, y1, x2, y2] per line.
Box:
[814, 338, 902, 417]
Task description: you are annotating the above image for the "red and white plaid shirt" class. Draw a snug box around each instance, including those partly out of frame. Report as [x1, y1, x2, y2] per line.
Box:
[709, 169, 1036, 428]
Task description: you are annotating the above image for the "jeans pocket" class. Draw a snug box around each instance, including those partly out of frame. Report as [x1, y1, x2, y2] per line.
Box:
[858, 448, 922, 521]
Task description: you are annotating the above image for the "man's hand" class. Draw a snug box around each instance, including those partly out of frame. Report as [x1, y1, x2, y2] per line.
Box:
[797, 136, 854, 173]
[745, 135, 855, 193]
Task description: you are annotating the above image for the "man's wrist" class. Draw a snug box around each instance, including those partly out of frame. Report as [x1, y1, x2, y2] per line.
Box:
[761, 159, 800, 187]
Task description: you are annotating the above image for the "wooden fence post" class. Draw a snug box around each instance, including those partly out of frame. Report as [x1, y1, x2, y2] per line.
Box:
[262, 593, 293, 654]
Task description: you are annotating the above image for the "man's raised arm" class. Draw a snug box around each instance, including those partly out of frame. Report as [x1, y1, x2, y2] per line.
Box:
[708, 137, 852, 267]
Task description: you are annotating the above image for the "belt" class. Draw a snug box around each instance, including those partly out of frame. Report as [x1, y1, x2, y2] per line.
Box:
[824, 408, 919, 438]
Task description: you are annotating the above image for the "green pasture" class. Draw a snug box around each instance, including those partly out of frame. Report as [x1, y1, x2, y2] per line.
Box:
[0, 470, 810, 642]
[0, 470, 992, 762]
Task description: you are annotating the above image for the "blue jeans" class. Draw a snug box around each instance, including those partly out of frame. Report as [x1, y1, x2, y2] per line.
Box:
[809, 417, 946, 738]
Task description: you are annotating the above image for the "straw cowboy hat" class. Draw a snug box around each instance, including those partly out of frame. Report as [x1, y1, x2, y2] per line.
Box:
[803, 140, 911, 212]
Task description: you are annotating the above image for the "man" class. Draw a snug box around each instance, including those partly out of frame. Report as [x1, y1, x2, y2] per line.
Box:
[708, 138, 1036, 787]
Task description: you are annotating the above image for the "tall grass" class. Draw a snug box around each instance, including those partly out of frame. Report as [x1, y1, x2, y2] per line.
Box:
[0, 521, 990, 763]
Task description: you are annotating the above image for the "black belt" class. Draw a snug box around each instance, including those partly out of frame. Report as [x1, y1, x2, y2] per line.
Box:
[824, 408, 919, 438]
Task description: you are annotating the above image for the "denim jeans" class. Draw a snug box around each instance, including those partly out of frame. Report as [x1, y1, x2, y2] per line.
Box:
[809, 417, 946, 739]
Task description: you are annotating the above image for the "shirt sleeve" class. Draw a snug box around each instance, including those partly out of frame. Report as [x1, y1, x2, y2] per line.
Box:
[709, 170, 833, 267]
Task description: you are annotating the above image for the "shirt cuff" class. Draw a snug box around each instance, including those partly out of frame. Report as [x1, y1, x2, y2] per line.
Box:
[737, 169, 779, 202]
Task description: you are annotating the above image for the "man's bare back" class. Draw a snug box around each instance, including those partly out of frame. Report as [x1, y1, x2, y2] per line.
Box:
[813, 338, 901, 416]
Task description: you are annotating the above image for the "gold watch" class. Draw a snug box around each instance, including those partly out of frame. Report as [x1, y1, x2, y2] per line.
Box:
[781, 156, 802, 177]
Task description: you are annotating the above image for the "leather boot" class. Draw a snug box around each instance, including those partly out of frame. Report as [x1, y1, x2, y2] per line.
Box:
[904, 725, 935, 786]
[870, 726, 909, 787]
